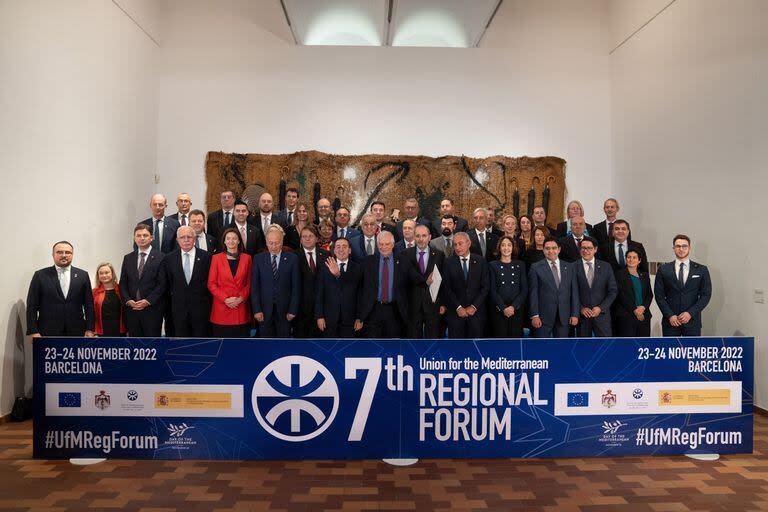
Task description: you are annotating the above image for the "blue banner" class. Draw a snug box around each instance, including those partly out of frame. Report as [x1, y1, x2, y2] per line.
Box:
[33, 337, 753, 460]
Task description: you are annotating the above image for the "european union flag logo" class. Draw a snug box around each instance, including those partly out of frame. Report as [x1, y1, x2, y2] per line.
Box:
[567, 392, 589, 407]
[58, 392, 81, 408]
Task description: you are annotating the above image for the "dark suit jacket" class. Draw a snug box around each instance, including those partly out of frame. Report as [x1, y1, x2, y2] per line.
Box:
[395, 217, 431, 241]
[557, 235, 587, 263]
[119, 249, 167, 306]
[431, 216, 468, 237]
[554, 220, 594, 239]
[26, 266, 95, 335]
[332, 225, 361, 242]
[234, 223, 265, 256]
[196, 233, 218, 254]
[528, 258, 580, 327]
[654, 261, 712, 329]
[358, 254, 409, 322]
[614, 269, 653, 318]
[442, 254, 490, 313]
[169, 212, 192, 227]
[468, 230, 500, 262]
[251, 252, 300, 321]
[488, 260, 528, 311]
[394, 240, 417, 257]
[574, 258, 618, 312]
[402, 246, 445, 313]
[249, 212, 288, 230]
[350, 235, 379, 263]
[315, 260, 362, 326]
[164, 249, 212, 324]
[207, 209, 235, 245]
[139, 216, 181, 254]
[598, 240, 649, 274]
[592, 219, 614, 246]
[297, 248, 330, 318]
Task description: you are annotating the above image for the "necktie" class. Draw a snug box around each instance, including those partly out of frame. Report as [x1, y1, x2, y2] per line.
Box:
[375, 225, 381, 235]
[224, 211, 230, 226]
[366, 238, 373, 256]
[381, 257, 390, 302]
[586, 261, 594, 287]
[263, 216, 269, 232]
[576, 237, 582, 248]
[287, 211, 293, 224]
[240, 226, 247, 246]
[152, 218, 161, 250]
[341, 228, 346, 239]
[58, 268, 70, 297]
[418, 251, 426, 275]
[340, 262, 346, 274]
[308, 251, 315, 272]
[618, 243, 625, 267]
[181, 214, 187, 226]
[607, 222, 614, 238]
[137, 252, 147, 278]
[195, 236, 200, 249]
[271, 254, 278, 279]
[446, 238, 452, 255]
[550, 261, 561, 288]
[678, 262, 685, 286]
[183, 252, 192, 284]
[479, 232, 486, 256]
[462, 258, 469, 279]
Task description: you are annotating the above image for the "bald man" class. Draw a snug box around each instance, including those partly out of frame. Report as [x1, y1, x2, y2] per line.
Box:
[139, 193, 181, 254]
[250, 192, 287, 231]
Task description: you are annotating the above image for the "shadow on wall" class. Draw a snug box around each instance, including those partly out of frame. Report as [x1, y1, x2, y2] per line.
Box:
[1, 300, 30, 415]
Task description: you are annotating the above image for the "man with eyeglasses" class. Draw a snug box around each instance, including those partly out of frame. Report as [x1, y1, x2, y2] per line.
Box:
[654, 234, 712, 336]
[573, 237, 617, 337]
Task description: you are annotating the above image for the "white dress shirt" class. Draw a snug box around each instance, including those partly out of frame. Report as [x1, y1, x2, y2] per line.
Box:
[137, 246, 153, 270]
[675, 258, 690, 285]
[182, 247, 196, 275]
[196, 233, 208, 251]
[56, 265, 71, 297]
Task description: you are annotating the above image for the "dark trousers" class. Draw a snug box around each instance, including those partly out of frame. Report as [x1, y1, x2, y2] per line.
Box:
[491, 309, 524, 338]
[407, 300, 440, 338]
[446, 311, 485, 338]
[294, 312, 321, 338]
[614, 315, 651, 337]
[211, 323, 250, 338]
[577, 314, 612, 337]
[532, 310, 571, 338]
[173, 312, 211, 337]
[259, 304, 292, 338]
[366, 303, 402, 338]
[323, 320, 355, 338]
[125, 307, 163, 337]
[662, 320, 701, 337]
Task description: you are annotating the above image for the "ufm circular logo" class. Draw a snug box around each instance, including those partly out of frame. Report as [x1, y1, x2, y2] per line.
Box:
[251, 356, 339, 442]
[632, 388, 644, 399]
[127, 390, 139, 401]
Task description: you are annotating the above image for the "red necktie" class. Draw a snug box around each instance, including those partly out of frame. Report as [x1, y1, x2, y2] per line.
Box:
[381, 257, 390, 302]
[309, 252, 315, 272]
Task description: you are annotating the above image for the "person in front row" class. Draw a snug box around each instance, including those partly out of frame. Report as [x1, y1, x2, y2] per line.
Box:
[488, 236, 527, 338]
[528, 237, 579, 338]
[315, 237, 363, 338]
[403, 225, 445, 338]
[613, 249, 653, 337]
[356, 231, 409, 338]
[574, 237, 617, 337]
[92, 262, 125, 336]
[207, 227, 252, 338]
[27, 241, 95, 338]
[120, 224, 166, 337]
[252, 225, 300, 337]
[654, 234, 712, 337]
[442, 232, 489, 338]
[295, 225, 328, 338]
[166, 226, 212, 337]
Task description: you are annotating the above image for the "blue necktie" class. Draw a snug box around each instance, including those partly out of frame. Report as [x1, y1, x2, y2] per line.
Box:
[462, 258, 469, 279]
[271, 254, 278, 279]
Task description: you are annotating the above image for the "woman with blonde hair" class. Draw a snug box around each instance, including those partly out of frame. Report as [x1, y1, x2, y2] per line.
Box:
[554, 200, 593, 237]
[92, 262, 125, 336]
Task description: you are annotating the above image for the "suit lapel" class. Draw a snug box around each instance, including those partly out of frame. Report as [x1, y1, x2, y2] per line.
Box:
[49, 267, 65, 300]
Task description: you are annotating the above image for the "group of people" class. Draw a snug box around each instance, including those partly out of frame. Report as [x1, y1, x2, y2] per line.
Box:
[26, 190, 712, 340]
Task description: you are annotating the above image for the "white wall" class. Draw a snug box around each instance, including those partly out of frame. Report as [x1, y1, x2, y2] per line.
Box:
[155, 0, 612, 220]
[0, 0, 159, 414]
[610, 0, 768, 405]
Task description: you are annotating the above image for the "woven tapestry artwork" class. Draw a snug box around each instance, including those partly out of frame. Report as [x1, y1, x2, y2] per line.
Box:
[205, 151, 566, 225]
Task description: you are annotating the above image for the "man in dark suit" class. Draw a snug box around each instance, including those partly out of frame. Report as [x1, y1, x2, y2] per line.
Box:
[316, 237, 363, 338]
[429, 215, 456, 258]
[252, 226, 300, 337]
[275, 187, 299, 227]
[558, 216, 589, 262]
[431, 198, 468, 236]
[403, 225, 445, 338]
[315, 197, 334, 226]
[654, 234, 712, 336]
[332, 207, 360, 242]
[528, 237, 580, 338]
[140, 194, 181, 254]
[395, 198, 431, 241]
[26, 241, 95, 337]
[598, 219, 649, 273]
[574, 237, 617, 337]
[120, 224, 167, 337]
[356, 232, 409, 338]
[351, 213, 379, 263]
[294, 225, 329, 338]
[169, 192, 193, 227]
[468, 207, 500, 262]
[164, 225, 212, 337]
[368, 201, 398, 241]
[207, 189, 236, 244]
[532, 206, 557, 233]
[252, 192, 288, 231]
[486, 208, 504, 238]
[442, 232, 489, 338]
[394, 219, 418, 256]
[232, 200, 265, 256]
[189, 209, 218, 253]
[592, 198, 620, 246]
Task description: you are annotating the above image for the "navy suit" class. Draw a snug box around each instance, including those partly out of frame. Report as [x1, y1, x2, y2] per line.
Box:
[295, 248, 329, 338]
[140, 216, 181, 254]
[528, 258, 580, 338]
[402, 246, 445, 338]
[599, 240, 649, 274]
[120, 248, 166, 336]
[332, 225, 361, 242]
[251, 251, 300, 337]
[557, 235, 586, 263]
[164, 249, 212, 337]
[654, 261, 712, 336]
[592, 220, 614, 246]
[574, 258, 618, 337]
[315, 260, 362, 337]
[554, 221, 594, 239]
[350, 235, 379, 263]
[234, 223, 265, 256]
[395, 217, 431, 241]
[442, 254, 489, 338]
[26, 266, 94, 336]
[358, 254, 409, 338]
[468, 230, 500, 262]
[207, 209, 235, 246]
[394, 240, 417, 257]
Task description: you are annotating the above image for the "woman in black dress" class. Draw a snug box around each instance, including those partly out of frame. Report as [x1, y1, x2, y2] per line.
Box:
[284, 203, 310, 251]
[613, 249, 653, 337]
[488, 236, 528, 338]
[93, 262, 125, 336]
[523, 225, 548, 267]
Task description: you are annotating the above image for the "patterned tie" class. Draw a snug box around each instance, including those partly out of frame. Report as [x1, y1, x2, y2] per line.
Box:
[240, 226, 247, 246]
[607, 222, 614, 239]
[271, 254, 278, 279]
[137, 252, 147, 278]
[446, 238, 452, 256]
[618, 243, 625, 267]
[586, 261, 594, 288]
[183, 252, 192, 284]
[381, 257, 390, 302]
[152, 218, 161, 250]
[550, 261, 561, 288]
[308, 251, 316, 272]
[180, 214, 187, 226]
[462, 258, 469, 279]
[263, 216, 269, 232]
[366, 238, 374, 256]
[418, 251, 426, 275]
[678, 262, 685, 286]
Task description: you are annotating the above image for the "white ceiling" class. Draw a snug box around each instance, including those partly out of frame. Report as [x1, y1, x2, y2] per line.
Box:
[281, 0, 503, 47]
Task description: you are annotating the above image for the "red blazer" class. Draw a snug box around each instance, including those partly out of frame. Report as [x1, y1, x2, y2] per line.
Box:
[92, 284, 126, 335]
[207, 252, 252, 326]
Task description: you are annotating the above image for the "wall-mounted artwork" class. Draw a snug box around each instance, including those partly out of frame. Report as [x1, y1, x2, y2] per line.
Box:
[205, 150, 566, 225]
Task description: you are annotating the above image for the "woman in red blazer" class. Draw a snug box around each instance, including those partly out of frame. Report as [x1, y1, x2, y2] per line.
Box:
[92, 262, 126, 336]
[208, 228, 253, 337]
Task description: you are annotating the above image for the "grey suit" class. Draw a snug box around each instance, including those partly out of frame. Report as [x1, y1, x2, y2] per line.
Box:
[429, 236, 454, 258]
[574, 258, 618, 337]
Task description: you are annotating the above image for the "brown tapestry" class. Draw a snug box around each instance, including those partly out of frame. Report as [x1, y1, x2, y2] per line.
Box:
[205, 150, 566, 226]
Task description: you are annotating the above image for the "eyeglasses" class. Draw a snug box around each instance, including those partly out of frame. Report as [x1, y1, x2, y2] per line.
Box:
[580, 246, 596, 251]
[674, 244, 689, 249]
